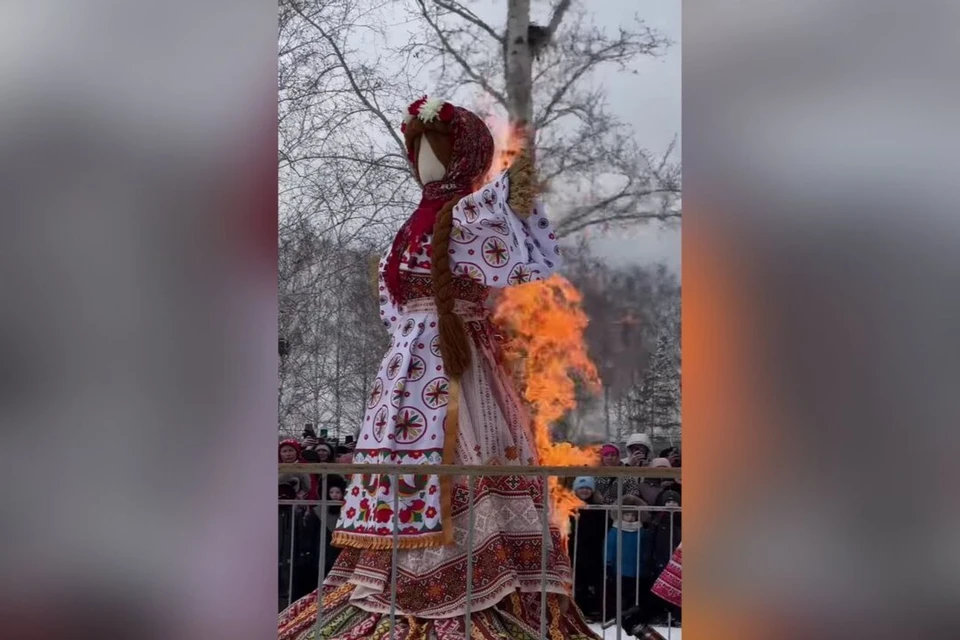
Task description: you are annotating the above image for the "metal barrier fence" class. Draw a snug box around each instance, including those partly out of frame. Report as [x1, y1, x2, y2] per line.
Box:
[279, 463, 681, 639]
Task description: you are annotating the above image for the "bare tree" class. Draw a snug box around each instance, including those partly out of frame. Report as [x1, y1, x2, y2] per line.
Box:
[282, 0, 679, 240]
[280, 0, 418, 242]
[278, 224, 387, 437]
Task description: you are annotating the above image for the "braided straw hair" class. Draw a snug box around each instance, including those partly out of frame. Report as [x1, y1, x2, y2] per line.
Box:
[430, 197, 470, 376]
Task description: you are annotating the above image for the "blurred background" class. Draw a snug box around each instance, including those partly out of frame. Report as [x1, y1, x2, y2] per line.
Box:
[684, 0, 960, 637]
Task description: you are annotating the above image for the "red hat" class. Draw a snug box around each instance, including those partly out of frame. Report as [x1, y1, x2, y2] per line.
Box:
[278, 438, 302, 462]
[600, 443, 621, 457]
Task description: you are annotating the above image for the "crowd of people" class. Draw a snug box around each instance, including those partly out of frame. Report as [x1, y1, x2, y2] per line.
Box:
[568, 435, 682, 629]
[277, 427, 355, 609]
[277, 427, 681, 628]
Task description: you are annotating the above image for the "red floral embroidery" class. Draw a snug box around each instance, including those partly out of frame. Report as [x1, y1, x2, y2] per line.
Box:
[425, 506, 437, 519]
[346, 507, 357, 519]
[319, 526, 574, 618]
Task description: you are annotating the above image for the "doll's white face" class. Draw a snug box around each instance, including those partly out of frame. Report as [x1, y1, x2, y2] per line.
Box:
[417, 135, 446, 185]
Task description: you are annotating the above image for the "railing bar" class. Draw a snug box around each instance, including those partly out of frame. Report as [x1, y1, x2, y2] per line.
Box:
[616, 479, 623, 640]
[571, 510, 580, 593]
[283, 463, 680, 478]
[667, 510, 675, 640]
[539, 472, 549, 640]
[465, 475, 475, 639]
[635, 520, 641, 609]
[315, 473, 328, 638]
[277, 500, 678, 512]
[390, 473, 399, 639]
[278, 500, 678, 511]
[602, 513, 609, 625]
[287, 503, 296, 609]
[636, 500, 647, 609]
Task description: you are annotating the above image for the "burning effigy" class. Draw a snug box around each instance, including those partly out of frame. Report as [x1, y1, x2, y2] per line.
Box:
[278, 98, 601, 640]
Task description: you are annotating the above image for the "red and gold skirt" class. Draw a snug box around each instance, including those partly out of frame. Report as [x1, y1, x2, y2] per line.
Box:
[651, 544, 682, 608]
[279, 584, 597, 640]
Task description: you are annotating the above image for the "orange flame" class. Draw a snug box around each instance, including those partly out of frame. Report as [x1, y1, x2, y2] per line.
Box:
[485, 116, 526, 182]
[485, 118, 601, 533]
[493, 275, 601, 533]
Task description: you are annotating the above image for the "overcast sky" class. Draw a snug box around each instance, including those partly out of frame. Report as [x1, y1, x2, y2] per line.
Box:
[581, 0, 681, 272]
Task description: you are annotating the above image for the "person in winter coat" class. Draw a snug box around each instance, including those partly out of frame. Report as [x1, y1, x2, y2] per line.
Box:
[594, 443, 641, 505]
[313, 441, 335, 462]
[279, 438, 302, 464]
[318, 477, 346, 576]
[291, 474, 347, 603]
[637, 457, 675, 505]
[278, 439, 312, 499]
[624, 433, 653, 467]
[289, 503, 322, 604]
[604, 495, 649, 630]
[612, 489, 681, 630]
[301, 444, 342, 503]
[659, 446, 681, 468]
[568, 476, 607, 621]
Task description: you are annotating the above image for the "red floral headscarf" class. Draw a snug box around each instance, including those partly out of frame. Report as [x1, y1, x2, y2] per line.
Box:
[384, 99, 495, 303]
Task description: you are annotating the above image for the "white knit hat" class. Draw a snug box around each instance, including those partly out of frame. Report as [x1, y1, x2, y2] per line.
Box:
[625, 432, 653, 452]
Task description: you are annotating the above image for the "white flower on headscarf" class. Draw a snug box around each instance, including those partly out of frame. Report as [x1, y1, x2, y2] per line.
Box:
[417, 97, 446, 122]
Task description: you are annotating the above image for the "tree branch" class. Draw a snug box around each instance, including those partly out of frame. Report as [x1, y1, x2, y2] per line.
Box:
[291, 2, 408, 161]
[434, 0, 502, 42]
[414, 0, 508, 107]
[546, 0, 573, 38]
[557, 209, 680, 237]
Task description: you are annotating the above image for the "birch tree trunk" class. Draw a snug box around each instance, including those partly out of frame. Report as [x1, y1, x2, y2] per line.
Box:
[504, 0, 533, 136]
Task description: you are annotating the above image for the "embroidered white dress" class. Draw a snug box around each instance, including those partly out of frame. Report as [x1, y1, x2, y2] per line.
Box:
[324, 170, 570, 618]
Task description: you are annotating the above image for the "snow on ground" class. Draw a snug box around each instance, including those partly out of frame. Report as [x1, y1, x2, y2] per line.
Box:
[589, 623, 681, 640]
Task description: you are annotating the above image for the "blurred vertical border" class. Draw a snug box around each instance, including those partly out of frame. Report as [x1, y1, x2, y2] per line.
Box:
[685, 1, 960, 638]
[0, 1, 278, 638]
